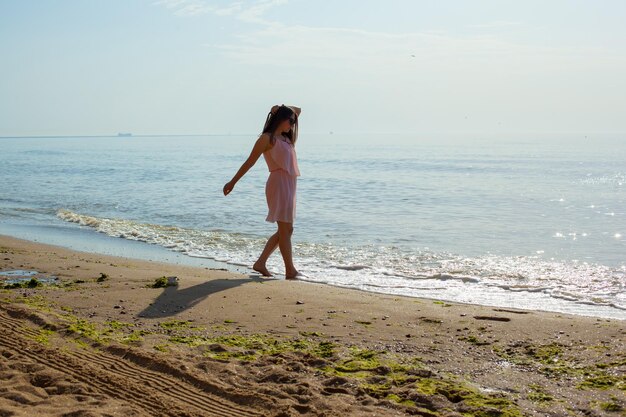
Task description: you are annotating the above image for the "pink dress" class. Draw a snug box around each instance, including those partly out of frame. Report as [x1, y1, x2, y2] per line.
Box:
[263, 136, 300, 223]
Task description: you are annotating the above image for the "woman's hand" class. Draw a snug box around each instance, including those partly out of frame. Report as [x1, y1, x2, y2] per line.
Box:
[271, 104, 301, 116]
[223, 181, 235, 196]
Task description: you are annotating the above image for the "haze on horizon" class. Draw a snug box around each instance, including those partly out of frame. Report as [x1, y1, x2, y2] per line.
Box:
[1, 0, 625, 137]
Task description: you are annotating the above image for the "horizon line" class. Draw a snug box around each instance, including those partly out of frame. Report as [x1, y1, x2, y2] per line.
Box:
[1, 131, 624, 139]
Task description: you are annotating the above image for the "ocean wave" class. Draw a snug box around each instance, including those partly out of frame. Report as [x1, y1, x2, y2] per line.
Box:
[56, 209, 625, 319]
[578, 172, 625, 186]
[332, 264, 370, 271]
[0, 206, 57, 220]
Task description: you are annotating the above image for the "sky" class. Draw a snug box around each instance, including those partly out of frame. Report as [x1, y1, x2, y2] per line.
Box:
[1, 0, 625, 136]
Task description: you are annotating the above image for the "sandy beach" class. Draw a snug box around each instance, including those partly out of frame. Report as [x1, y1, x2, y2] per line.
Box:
[0, 234, 624, 416]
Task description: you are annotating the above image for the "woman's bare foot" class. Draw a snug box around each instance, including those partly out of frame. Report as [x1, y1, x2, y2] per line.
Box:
[253, 262, 272, 277]
[285, 269, 299, 280]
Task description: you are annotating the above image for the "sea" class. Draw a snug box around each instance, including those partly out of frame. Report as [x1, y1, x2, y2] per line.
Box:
[0, 133, 624, 320]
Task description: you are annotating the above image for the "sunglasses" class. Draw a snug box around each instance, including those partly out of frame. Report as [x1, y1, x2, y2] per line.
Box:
[288, 116, 296, 125]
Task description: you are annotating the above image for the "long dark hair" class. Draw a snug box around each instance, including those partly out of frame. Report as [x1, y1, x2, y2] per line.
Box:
[261, 105, 298, 145]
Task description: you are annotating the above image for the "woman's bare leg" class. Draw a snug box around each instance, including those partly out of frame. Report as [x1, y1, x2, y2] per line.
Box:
[277, 221, 298, 279]
[253, 232, 278, 276]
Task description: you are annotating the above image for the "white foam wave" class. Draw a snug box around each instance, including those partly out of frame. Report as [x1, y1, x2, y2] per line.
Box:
[56, 209, 626, 319]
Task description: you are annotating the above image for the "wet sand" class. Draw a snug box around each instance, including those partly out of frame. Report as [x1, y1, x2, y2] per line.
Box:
[0, 235, 624, 416]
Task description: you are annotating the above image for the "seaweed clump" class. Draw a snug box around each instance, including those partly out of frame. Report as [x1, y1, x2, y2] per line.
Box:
[149, 276, 177, 288]
[3, 278, 43, 289]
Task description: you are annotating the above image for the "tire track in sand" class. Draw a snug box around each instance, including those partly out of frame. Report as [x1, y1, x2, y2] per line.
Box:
[0, 316, 164, 415]
[0, 307, 265, 417]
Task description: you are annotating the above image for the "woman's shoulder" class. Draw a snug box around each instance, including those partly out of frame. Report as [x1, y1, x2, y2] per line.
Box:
[258, 133, 272, 143]
[257, 133, 273, 151]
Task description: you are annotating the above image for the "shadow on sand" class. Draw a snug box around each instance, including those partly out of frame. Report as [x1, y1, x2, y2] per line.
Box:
[138, 275, 270, 319]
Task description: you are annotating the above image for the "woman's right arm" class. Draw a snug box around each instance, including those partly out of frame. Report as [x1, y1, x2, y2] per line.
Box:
[223, 134, 271, 196]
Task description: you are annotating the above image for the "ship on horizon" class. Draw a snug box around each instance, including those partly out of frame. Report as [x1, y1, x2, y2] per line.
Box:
[117, 132, 132, 137]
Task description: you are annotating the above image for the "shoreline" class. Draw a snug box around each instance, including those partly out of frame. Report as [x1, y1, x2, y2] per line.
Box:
[0, 222, 241, 273]
[0, 234, 624, 416]
[3, 219, 624, 321]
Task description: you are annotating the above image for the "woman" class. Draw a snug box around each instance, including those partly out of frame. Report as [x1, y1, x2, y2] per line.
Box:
[223, 104, 301, 279]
